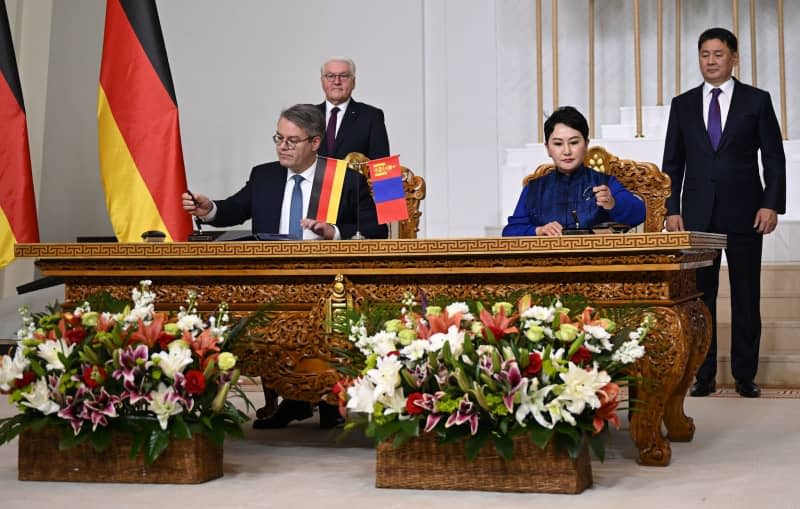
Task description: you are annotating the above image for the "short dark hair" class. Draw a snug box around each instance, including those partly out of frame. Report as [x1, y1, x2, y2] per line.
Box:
[279, 104, 325, 139]
[544, 106, 589, 143]
[698, 27, 738, 53]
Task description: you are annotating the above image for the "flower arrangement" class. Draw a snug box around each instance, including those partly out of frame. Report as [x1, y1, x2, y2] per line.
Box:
[333, 293, 653, 460]
[0, 281, 252, 465]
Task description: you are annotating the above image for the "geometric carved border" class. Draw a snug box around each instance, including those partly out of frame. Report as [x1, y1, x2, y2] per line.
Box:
[15, 232, 726, 260]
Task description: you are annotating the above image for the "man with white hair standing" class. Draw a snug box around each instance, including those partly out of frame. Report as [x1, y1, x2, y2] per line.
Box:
[316, 57, 390, 160]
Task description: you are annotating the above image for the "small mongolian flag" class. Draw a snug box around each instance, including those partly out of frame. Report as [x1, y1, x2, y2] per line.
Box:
[367, 155, 408, 224]
[308, 157, 348, 224]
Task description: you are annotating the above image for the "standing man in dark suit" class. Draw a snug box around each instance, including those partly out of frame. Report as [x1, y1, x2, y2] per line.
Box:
[182, 104, 388, 428]
[662, 27, 786, 399]
[317, 57, 390, 160]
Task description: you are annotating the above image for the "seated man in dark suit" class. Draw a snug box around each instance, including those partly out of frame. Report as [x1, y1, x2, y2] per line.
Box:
[182, 104, 388, 428]
[317, 57, 390, 160]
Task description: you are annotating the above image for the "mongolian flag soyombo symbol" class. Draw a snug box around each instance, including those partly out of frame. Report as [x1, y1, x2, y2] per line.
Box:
[307, 157, 349, 224]
[367, 155, 408, 224]
[98, 0, 192, 242]
[0, 2, 40, 269]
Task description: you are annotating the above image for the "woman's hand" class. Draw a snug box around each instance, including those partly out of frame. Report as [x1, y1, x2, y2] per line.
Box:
[535, 221, 564, 236]
[593, 185, 615, 210]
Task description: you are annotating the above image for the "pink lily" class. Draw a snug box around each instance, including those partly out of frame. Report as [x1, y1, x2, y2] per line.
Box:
[493, 360, 525, 412]
[444, 395, 479, 435]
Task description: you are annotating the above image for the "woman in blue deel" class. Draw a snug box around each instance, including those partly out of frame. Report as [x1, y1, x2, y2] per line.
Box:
[503, 106, 645, 236]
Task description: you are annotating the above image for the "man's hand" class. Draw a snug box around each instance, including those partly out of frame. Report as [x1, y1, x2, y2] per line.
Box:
[301, 218, 335, 240]
[535, 221, 564, 236]
[665, 214, 685, 232]
[181, 192, 212, 217]
[754, 208, 778, 234]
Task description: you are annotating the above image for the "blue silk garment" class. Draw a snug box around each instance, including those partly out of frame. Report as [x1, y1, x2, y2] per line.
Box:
[502, 165, 645, 236]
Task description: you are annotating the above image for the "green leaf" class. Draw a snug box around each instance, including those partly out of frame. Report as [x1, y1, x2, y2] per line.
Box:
[89, 426, 113, 452]
[144, 429, 170, 466]
[491, 433, 514, 460]
[529, 426, 554, 449]
[130, 432, 146, 459]
[565, 434, 586, 460]
[170, 414, 192, 439]
[588, 431, 606, 462]
[464, 430, 489, 460]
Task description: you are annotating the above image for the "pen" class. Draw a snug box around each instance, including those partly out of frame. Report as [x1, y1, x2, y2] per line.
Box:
[186, 189, 203, 231]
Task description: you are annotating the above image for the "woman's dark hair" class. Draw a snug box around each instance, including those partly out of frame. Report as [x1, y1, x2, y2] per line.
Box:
[698, 27, 738, 53]
[544, 106, 589, 143]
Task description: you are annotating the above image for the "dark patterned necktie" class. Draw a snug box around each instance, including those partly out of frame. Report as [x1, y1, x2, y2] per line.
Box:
[326, 106, 340, 155]
[707, 88, 722, 150]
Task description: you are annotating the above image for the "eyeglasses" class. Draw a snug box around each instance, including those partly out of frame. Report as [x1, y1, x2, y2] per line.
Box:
[272, 134, 313, 150]
[323, 73, 353, 82]
[581, 185, 595, 201]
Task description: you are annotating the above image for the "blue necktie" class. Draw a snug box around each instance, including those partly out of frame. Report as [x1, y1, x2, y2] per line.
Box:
[707, 88, 722, 151]
[288, 174, 304, 240]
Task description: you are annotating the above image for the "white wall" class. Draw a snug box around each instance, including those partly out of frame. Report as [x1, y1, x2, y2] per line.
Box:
[2, 0, 798, 297]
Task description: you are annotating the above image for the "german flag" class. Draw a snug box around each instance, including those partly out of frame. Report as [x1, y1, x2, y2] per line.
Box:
[98, 0, 192, 243]
[0, 2, 39, 269]
[307, 157, 348, 224]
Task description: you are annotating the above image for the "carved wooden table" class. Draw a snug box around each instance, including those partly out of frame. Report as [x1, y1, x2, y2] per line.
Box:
[17, 232, 725, 466]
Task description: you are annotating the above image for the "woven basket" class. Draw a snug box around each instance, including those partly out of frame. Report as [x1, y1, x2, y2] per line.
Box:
[376, 433, 592, 494]
[18, 427, 223, 484]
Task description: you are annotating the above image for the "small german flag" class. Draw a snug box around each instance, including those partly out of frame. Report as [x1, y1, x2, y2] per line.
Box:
[97, 0, 192, 243]
[307, 157, 348, 224]
[367, 155, 408, 224]
[0, 1, 39, 269]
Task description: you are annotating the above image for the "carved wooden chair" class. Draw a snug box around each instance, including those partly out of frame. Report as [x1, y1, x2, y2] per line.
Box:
[345, 152, 426, 238]
[522, 146, 671, 232]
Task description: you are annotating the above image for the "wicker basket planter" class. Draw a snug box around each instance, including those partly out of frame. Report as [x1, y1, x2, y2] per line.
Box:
[17, 427, 223, 484]
[376, 434, 592, 494]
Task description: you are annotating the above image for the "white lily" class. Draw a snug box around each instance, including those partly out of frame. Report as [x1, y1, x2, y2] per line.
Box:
[0, 348, 30, 391]
[400, 339, 430, 361]
[36, 339, 75, 371]
[515, 378, 554, 428]
[20, 378, 60, 415]
[557, 362, 611, 415]
[150, 343, 193, 379]
[367, 355, 402, 399]
[346, 376, 377, 414]
[148, 383, 184, 430]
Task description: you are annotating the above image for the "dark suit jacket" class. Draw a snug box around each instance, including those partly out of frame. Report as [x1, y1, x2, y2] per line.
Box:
[316, 99, 390, 160]
[662, 79, 785, 233]
[209, 159, 388, 239]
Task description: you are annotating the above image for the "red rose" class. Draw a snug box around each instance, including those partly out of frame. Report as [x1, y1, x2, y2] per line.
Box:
[570, 346, 593, 366]
[524, 352, 542, 376]
[184, 370, 207, 395]
[82, 365, 107, 388]
[65, 327, 87, 345]
[157, 332, 176, 351]
[405, 392, 425, 415]
[14, 371, 36, 389]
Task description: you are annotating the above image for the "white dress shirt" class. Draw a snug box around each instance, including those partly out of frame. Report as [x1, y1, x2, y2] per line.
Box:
[325, 99, 350, 138]
[702, 78, 734, 131]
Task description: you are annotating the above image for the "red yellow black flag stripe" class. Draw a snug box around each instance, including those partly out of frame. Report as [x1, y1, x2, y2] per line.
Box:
[0, 2, 39, 268]
[98, 0, 192, 242]
[307, 157, 348, 224]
